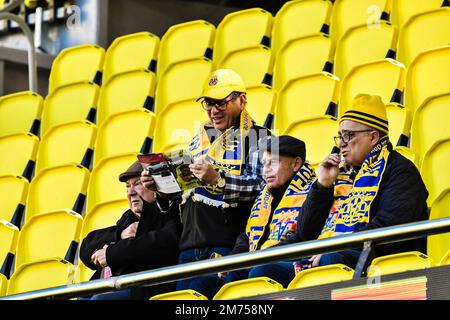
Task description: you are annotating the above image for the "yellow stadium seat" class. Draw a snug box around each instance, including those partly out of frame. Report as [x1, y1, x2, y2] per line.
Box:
[397, 8, 450, 66]
[272, 0, 332, 55]
[284, 115, 338, 168]
[7, 258, 77, 295]
[421, 139, 450, 206]
[214, 8, 273, 66]
[288, 264, 354, 289]
[439, 250, 450, 266]
[93, 109, 155, 167]
[219, 45, 273, 88]
[367, 251, 432, 277]
[15, 210, 82, 269]
[0, 220, 19, 277]
[82, 199, 129, 240]
[150, 289, 208, 300]
[86, 153, 138, 215]
[339, 58, 406, 118]
[49, 44, 105, 93]
[405, 46, 450, 115]
[411, 93, 450, 166]
[275, 72, 339, 134]
[0, 273, 7, 297]
[158, 20, 215, 78]
[0, 175, 28, 226]
[391, 0, 444, 30]
[153, 99, 208, 153]
[273, 33, 333, 92]
[386, 103, 412, 147]
[97, 68, 156, 125]
[334, 22, 398, 80]
[427, 190, 450, 266]
[246, 84, 276, 128]
[75, 260, 96, 283]
[213, 277, 283, 300]
[0, 91, 43, 138]
[26, 164, 90, 223]
[41, 81, 99, 136]
[393, 146, 417, 167]
[36, 121, 97, 173]
[155, 58, 212, 114]
[330, 0, 391, 43]
[0, 133, 39, 180]
[103, 32, 159, 84]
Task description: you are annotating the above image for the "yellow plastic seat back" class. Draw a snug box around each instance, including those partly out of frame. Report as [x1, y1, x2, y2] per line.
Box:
[75, 260, 96, 283]
[334, 22, 398, 80]
[330, 0, 391, 43]
[7, 258, 76, 295]
[97, 69, 156, 125]
[405, 46, 450, 115]
[386, 103, 412, 147]
[158, 20, 215, 77]
[288, 264, 354, 289]
[155, 58, 212, 114]
[0, 273, 7, 297]
[213, 277, 283, 300]
[103, 32, 159, 84]
[94, 109, 155, 167]
[0, 220, 19, 276]
[246, 85, 276, 128]
[428, 190, 450, 265]
[339, 58, 405, 117]
[86, 153, 138, 214]
[15, 210, 82, 269]
[397, 8, 450, 66]
[49, 44, 105, 93]
[391, 0, 444, 30]
[411, 94, 450, 166]
[284, 116, 338, 168]
[219, 45, 273, 88]
[272, 0, 332, 55]
[150, 289, 208, 300]
[153, 100, 208, 153]
[26, 164, 90, 223]
[0, 175, 28, 226]
[367, 251, 431, 277]
[0, 91, 43, 138]
[36, 121, 97, 173]
[439, 250, 450, 266]
[274, 33, 333, 91]
[41, 81, 99, 136]
[214, 8, 273, 66]
[420, 138, 450, 206]
[275, 72, 339, 134]
[0, 133, 39, 180]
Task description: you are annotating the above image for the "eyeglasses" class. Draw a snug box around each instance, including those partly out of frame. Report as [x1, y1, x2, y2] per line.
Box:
[201, 93, 241, 111]
[334, 130, 374, 146]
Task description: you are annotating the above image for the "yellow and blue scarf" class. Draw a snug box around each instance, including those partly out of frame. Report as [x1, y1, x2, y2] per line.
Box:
[246, 163, 316, 251]
[187, 109, 253, 208]
[320, 137, 391, 239]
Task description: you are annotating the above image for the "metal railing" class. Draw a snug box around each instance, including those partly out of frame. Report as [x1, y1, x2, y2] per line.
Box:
[2, 216, 450, 300]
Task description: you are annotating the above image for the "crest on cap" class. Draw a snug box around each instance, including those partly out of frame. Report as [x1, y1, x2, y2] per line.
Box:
[209, 76, 218, 87]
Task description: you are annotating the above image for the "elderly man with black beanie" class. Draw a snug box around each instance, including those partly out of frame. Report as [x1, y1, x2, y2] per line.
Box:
[188, 135, 317, 299]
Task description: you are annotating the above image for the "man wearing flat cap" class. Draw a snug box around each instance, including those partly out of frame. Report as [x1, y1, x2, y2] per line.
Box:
[280, 94, 429, 270]
[186, 135, 316, 299]
[79, 161, 181, 300]
[142, 69, 270, 291]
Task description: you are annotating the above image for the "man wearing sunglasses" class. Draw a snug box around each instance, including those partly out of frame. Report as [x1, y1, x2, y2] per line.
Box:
[142, 69, 270, 290]
[280, 94, 429, 270]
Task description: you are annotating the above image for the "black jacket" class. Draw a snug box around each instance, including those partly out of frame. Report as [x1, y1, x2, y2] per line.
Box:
[280, 150, 429, 258]
[80, 200, 181, 299]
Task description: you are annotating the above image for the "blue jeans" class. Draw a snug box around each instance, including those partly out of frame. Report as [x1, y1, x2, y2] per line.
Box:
[176, 247, 232, 291]
[318, 249, 362, 268]
[77, 288, 133, 300]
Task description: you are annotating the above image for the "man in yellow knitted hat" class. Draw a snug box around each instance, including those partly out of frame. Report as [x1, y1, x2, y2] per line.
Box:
[280, 94, 429, 271]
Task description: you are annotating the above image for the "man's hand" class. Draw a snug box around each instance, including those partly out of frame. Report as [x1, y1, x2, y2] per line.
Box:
[121, 222, 138, 239]
[311, 254, 322, 268]
[189, 160, 220, 185]
[317, 154, 340, 188]
[91, 244, 109, 268]
[217, 271, 228, 279]
[141, 169, 157, 191]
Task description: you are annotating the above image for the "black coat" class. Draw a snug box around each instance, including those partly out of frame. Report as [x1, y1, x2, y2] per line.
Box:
[79, 199, 181, 299]
[280, 150, 429, 258]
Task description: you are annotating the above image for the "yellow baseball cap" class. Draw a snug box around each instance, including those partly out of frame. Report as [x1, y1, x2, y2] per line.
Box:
[339, 94, 389, 134]
[196, 69, 247, 101]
